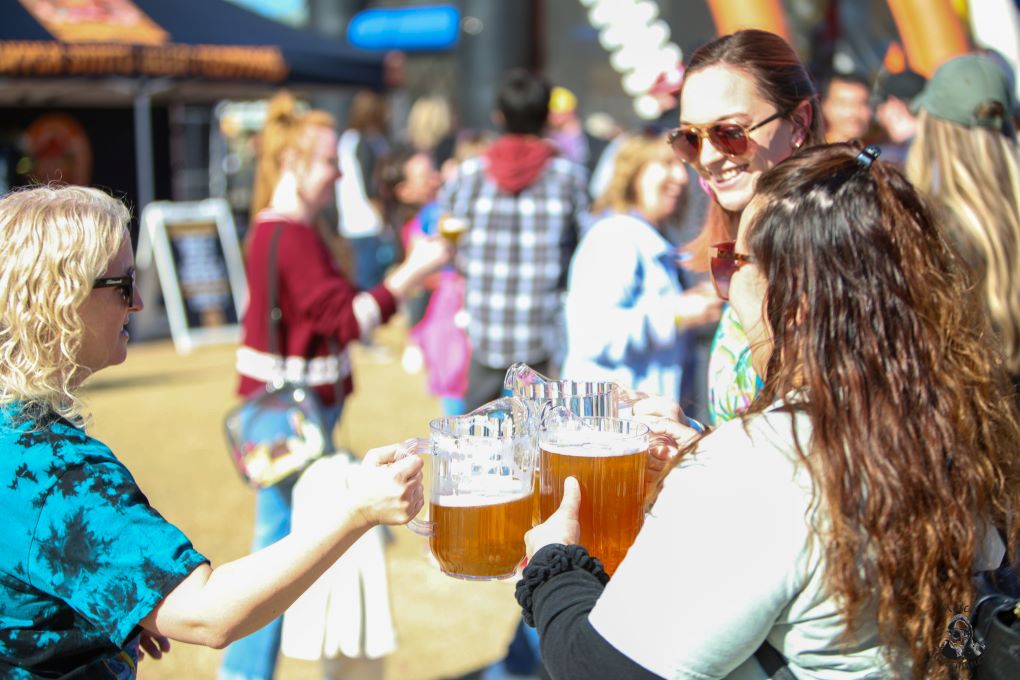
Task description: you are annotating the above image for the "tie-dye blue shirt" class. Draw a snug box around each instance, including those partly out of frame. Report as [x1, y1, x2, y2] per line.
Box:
[0, 404, 208, 678]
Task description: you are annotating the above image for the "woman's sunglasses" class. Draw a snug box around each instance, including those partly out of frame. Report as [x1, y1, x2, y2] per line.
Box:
[668, 109, 787, 164]
[709, 241, 753, 300]
[93, 269, 135, 305]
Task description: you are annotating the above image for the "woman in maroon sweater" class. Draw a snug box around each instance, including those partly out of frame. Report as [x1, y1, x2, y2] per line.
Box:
[222, 92, 449, 680]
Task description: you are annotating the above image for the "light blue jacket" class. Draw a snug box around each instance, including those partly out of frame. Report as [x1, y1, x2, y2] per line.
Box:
[562, 212, 688, 400]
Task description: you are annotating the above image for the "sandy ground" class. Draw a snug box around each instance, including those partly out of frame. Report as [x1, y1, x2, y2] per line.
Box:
[84, 317, 522, 680]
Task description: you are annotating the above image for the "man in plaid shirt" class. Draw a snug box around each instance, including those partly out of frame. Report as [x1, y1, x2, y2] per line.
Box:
[439, 69, 590, 411]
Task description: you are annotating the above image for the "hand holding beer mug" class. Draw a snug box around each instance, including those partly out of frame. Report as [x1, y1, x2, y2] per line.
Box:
[401, 398, 537, 580]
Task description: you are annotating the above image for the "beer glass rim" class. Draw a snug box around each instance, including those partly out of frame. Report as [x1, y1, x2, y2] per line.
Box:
[541, 415, 650, 451]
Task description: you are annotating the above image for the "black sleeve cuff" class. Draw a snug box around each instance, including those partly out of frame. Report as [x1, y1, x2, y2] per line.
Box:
[515, 544, 609, 627]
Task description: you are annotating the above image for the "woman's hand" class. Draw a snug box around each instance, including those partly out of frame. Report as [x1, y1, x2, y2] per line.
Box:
[138, 630, 171, 661]
[674, 283, 724, 329]
[525, 477, 581, 560]
[348, 445, 425, 527]
[385, 236, 452, 300]
[643, 423, 711, 502]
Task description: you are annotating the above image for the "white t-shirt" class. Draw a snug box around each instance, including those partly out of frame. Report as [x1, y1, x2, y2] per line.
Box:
[588, 407, 1003, 679]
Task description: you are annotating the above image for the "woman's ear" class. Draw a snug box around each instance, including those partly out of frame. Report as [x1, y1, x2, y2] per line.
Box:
[790, 100, 813, 149]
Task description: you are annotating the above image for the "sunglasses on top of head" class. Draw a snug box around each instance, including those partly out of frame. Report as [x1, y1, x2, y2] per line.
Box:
[92, 268, 135, 305]
[709, 241, 753, 301]
[667, 109, 789, 164]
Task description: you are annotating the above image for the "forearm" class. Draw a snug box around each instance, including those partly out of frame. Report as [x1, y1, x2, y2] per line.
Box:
[142, 504, 374, 647]
[520, 545, 662, 679]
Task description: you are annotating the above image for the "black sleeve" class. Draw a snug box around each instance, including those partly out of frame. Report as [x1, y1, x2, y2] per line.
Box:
[523, 546, 663, 679]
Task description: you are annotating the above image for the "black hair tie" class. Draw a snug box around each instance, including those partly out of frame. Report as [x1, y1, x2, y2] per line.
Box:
[515, 544, 610, 627]
[855, 144, 881, 169]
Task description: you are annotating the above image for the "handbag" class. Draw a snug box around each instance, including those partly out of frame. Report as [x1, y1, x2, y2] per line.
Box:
[939, 564, 1020, 679]
[224, 224, 334, 489]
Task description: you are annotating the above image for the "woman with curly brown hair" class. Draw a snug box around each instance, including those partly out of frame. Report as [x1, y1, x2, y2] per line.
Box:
[518, 143, 1020, 678]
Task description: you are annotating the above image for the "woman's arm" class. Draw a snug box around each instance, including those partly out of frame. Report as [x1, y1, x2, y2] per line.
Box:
[139, 445, 422, 648]
[520, 479, 662, 678]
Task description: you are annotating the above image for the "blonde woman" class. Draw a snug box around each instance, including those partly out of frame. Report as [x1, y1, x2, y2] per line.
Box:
[907, 53, 1020, 387]
[0, 186, 426, 678]
[562, 132, 721, 400]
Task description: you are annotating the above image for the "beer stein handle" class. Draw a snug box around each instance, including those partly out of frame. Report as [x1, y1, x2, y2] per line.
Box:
[615, 384, 706, 432]
[503, 362, 551, 394]
[398, 438, 435, 537]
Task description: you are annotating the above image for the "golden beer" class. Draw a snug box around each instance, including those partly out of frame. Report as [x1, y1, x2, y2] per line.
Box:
[539, 427, 647, 575]
[430, 491, 533, 579]
[439, 216, 468, 243]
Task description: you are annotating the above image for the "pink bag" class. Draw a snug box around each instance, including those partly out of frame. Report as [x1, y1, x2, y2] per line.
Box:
[410, 270, 470, 398]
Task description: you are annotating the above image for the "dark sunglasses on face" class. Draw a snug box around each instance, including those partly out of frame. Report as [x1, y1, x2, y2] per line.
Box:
[92, 269, 135, 305]
[668, 109, 788, 164]
[709, 241, 753, 301]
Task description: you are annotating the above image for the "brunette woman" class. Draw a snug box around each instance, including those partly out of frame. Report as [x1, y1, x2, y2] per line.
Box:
[519, 144, 1020, 679]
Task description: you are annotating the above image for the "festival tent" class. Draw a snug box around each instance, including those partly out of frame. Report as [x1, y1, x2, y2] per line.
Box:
[0, 0, 387, 209]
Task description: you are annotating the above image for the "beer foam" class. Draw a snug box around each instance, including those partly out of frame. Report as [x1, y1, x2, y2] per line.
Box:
[540, 427, 645, 457]
[434, 488, 533, 507]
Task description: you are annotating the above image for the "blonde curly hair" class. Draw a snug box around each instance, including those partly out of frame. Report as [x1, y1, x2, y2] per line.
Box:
[0, 185, 129, 423]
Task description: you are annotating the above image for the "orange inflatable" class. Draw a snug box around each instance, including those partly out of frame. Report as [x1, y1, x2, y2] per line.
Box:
[885, 0, 970, 76]
[706, 0, 791, 43]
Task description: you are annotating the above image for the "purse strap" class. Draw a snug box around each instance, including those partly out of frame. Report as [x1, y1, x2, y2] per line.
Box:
[264, 223, 345, 403]
[266, 225, 285, 360]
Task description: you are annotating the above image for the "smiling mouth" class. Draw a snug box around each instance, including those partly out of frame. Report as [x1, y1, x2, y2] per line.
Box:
[711, 165, 748, 183]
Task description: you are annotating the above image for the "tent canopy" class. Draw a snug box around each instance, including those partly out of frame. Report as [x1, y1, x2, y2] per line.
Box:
[0, 0, 386, 105]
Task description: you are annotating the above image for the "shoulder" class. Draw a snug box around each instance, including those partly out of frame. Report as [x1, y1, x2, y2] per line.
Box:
[664, 409, 812, 505]
[547, 156, 587, 176]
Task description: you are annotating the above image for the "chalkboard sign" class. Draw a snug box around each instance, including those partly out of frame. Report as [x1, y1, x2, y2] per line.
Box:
[139, 199, 247, 354]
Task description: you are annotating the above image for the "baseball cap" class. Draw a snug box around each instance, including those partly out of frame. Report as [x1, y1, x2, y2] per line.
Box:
[549, 86, 578, 115]
[912, 53, 1018, 133]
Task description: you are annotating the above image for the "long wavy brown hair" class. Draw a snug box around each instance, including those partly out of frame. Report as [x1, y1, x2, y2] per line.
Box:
[663, 143, 1020, 677]
[678, 29, 826, 270]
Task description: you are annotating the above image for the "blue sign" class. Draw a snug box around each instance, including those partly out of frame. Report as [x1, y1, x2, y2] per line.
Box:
[348, 5, 460, 52]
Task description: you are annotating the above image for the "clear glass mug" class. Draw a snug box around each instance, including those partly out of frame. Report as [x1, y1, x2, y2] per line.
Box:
[504, 363, 629, 525]
[401, 397, 537, 580]
[538, 415, 652, 576]
[504, 362, 621, 417]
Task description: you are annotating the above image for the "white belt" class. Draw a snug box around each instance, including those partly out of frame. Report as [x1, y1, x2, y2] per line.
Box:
[236, 346, 352, 387]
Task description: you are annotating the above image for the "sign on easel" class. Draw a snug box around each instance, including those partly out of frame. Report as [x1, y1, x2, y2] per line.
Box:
[138, 199, 247, 354]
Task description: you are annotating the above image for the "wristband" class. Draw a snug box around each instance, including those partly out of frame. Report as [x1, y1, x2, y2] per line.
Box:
[515, 544, 610, 627]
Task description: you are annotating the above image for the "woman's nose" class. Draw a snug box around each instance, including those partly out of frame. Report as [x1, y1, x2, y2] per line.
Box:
[697, 133, 725, 168]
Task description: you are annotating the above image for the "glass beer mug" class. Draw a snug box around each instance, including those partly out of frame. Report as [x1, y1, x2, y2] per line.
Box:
[401, 397, 537, 580]
[538, 413, 652, 575]
[504, 362, 620, 417]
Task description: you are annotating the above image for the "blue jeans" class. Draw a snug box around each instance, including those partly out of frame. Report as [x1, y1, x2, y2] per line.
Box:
[219, 403, 342, 680]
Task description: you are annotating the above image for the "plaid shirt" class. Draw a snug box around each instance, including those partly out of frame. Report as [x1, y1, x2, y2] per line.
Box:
[439, 153, 589, 369]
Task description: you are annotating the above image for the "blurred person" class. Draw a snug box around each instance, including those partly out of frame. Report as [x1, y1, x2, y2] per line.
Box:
[547, 85, 606, 178]
[439, 69, 589, 411]
[224, 92, 449, 680]
[907, 53, 1020, 393]
[0, 185, 427, 678]
[336, 89, 396, 293]
[375, 146, 469, 410]
[517, 143, 1019, 679]
[675, 29, 825, 425]
[405, 94, 453, 158]
[562, 132, 721, 401]
[872, 68, 926, 167]
[820, 72, 873, 143]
